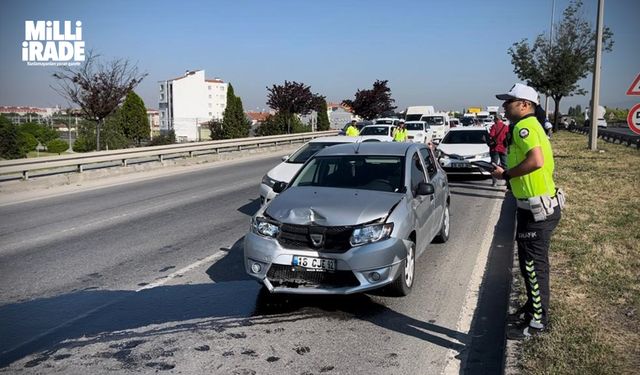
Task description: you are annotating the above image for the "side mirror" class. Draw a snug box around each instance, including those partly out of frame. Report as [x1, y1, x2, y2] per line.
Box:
[416, 182, 435, 196]
[281, 155, 289, 162]
[272, 181, 288, 193]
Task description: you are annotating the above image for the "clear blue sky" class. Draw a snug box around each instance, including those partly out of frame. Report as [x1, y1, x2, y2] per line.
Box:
[1, 0, 638, 113]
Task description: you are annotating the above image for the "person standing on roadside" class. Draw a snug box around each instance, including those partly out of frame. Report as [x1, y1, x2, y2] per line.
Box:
[392, 120, 408, 142]
[491, 83, 564, 340]
[488, 115, 509, 186]
[345, 120, 359, 137]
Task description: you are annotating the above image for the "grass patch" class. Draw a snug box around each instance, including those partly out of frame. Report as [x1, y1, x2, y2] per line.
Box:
[518, 131, 639, 375]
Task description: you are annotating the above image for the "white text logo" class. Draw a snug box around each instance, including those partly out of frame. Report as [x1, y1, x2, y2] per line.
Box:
[22, 21, 85, 66]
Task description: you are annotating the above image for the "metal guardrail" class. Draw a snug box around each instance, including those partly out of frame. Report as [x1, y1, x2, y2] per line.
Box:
[0, 131, 339, 180]
[566, 123, 639, 149]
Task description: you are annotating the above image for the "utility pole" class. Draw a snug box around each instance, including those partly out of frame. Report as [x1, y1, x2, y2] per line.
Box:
[589, 0, 604, 150]
[544, 0, 556, 122]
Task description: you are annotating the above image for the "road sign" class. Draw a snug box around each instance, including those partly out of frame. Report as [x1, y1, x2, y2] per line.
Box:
[626, 73, 640, 96]
[627, 103, 640, 135]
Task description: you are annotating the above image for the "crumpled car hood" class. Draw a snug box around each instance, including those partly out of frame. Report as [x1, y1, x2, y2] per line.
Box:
[265, 187, 403, 226]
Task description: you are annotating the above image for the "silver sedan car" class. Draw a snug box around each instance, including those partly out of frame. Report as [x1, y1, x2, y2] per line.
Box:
[244, 142, 450, 296]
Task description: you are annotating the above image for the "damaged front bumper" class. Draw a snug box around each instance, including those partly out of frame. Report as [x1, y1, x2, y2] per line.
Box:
[243, 232, 412, 295]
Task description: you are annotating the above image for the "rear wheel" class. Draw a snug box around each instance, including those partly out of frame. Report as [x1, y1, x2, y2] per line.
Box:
[388, 240, 415, 296]
[433, 204, 450, 243]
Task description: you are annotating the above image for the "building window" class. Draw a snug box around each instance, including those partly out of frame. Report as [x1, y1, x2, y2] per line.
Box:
[209, 94, 212, 99]
[208, 103, 212, 108]
[160, 94, 165, 101]
[209, 112, 212, 116]
[208, 85, 211, 90]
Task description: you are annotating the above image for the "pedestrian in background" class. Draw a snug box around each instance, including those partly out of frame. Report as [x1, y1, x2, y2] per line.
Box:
[345, 120, 359, 137]
[488, 114, 509, 186]
[491, 83, 564, 340]
[392, 120, 408, 142]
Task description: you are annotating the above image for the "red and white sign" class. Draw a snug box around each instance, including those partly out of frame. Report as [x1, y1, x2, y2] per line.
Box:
[626, 73, 640, 96]
[628, 103, 640, 135]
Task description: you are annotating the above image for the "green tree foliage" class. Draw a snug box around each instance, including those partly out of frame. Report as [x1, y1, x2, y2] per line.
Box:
[604, 107, 628, 122]
[342, 80, 396, 120]
[508, 0, 614, 130]
[46, 139, 69, 154]
[266, 81, 317, 133]
[19, 122, 59, 145]
[102, 109, 130, 150]
[0, 115, 25, 159]
[119, 91, 150, 145]
[149, 129, 176, 146]
[208, 119, 224, 140]
[18, 132, 38, 153]
[257, 112, 309, 136]
[313, 96, 331, 131]
[218, 84, 250, 139]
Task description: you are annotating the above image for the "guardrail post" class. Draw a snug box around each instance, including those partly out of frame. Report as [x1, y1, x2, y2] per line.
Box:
[238, 145, 241, 151]
[22, 170, 29, 180]
[122, 159, 127, 167]
[77, 164, 83, 173]
[159, 154, 164, 163]
[189, 151, 193, 158]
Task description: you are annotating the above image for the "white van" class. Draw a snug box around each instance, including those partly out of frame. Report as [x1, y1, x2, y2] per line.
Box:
[405, 106, 435, 121]
[420, 112, 450, 141]
[405, 121, 432, 143]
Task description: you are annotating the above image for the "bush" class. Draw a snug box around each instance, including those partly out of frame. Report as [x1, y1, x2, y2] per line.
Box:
[149, 130, 176, 146]
[0, 115, 25, 159]
[18, 132, 38, 153]
[46, 139, 69, 154]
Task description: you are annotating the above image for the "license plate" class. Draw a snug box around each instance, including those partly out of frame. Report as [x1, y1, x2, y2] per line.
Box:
[292, 255, 336, 271]
[451, 162, 468, 168]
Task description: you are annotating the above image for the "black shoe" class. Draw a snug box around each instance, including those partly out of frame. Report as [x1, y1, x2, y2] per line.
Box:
[507, 306, 528, 324]
[507, 321, 546, 340]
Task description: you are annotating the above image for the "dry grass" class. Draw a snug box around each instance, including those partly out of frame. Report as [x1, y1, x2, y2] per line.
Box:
[519, 131, 639, 375]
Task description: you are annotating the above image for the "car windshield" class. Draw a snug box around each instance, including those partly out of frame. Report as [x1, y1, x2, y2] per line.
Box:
[287, 142, 347, 164]
[422, 116, 445, 125]
[441, 130, 489, 144]
[405, 123, 424, 131]
[405, 114, 422, 121]
[374, 119, 395, 124]
[360, 126, 391, 136]
[290, 155, 405, 193]
[461, 117, 475, 126]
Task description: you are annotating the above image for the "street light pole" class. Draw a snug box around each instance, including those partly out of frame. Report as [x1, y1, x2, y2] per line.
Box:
[589, 0, 604, 151]
[544, 0, 556, 121]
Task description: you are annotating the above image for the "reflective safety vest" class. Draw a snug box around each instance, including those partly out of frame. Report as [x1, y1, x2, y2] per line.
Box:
[346, 125, 359, 137]
[393, 128, 407, 142]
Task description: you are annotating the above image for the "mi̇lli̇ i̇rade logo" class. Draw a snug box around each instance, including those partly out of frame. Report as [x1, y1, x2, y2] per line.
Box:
[22, 20, 85, 66]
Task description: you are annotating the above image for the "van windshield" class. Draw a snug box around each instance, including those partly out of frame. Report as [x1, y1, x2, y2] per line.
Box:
[405, 114, 422, 121]
[422, 116, 445, 125]
[405, 123, 424, 131]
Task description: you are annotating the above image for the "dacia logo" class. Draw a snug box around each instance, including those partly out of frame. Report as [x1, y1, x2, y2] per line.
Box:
[310, 234, 324, 247]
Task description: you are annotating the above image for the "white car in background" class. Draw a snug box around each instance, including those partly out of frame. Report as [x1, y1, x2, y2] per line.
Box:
[358, 124, 395, 142]
[259, 136, 359, 205]
[405, 121, 432, 144]
[436, 128, 491, 176]
[421, 114, 450, 141]
[373, 117, 401, 126]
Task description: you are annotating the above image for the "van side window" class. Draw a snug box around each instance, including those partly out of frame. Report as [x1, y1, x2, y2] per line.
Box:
[410, 152, 427, 196]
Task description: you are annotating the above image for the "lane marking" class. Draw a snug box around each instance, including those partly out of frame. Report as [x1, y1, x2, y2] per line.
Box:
[443, 192, 503, 375]
[136, 251, 229, 292]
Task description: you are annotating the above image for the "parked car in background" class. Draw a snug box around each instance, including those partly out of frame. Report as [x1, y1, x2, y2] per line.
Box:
[259, 136, 359, 205]
[374, 118, 401, 126]
[405, 121, 432, 144]
[436, 128, 491, 176]
[449, 118, 461, 128]
[245, 142, 450, 296]
[460, 117, 475, 127]
[420, 113, 450, 141]
[338, 121, 370, 135]
[358, 124, 395, 142]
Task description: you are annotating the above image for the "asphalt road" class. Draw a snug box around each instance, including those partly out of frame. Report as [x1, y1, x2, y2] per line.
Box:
[0, 154, 515, 374]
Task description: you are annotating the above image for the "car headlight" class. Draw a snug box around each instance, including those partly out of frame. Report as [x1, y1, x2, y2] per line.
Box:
[261, 174, 278, 188]
[251, 217, 280, 238]
[476, 152, 490, 159]
[350, 223, 394, 247]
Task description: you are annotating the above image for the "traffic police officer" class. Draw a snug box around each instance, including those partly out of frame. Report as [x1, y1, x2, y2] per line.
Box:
[393, 120, 408, 142]
[491, 83, 563, 340]
[345, 120, 359, 137]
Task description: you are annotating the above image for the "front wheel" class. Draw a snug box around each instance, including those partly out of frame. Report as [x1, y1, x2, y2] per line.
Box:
[388, 240, 415, 296]
[433, 204, 450, 243]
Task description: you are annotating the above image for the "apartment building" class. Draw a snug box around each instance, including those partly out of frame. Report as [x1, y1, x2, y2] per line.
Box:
[158, 70, 228, 142]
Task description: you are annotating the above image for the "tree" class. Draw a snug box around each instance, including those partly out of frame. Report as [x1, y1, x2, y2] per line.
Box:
[313, 96, 331, 131]
[257, 112, 308, 136]
[119, 91, 149, 145]
[52, 50, 147, 151]
[19, 122, 59, 145]
[46, 139, 69, 154]
[342, 80, 396, 120]
[266, 81, 316, 133]
[508, 0, 613, 130]
[18, 132, 38, 153]
[219, 84, 250, 139]
[0, 115, 24, 159]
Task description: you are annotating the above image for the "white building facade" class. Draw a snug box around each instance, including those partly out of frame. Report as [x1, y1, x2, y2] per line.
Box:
[158, 70, 228, 142]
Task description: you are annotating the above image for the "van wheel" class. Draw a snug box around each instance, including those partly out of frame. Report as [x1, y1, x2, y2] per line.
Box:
[388, 240, 415, 296]
[433, 204, 450, 243]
